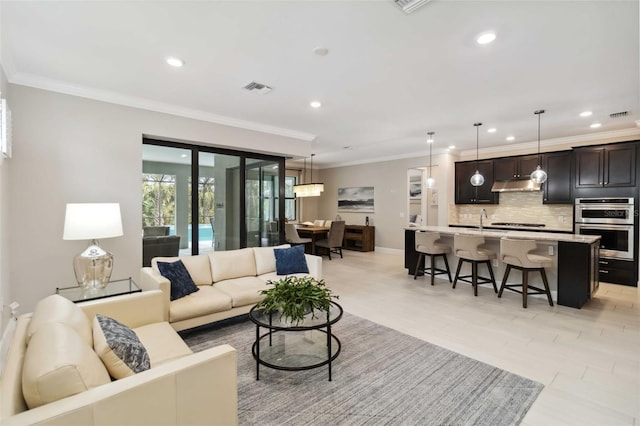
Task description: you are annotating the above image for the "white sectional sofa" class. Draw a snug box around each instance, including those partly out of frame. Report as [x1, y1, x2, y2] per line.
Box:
[0, 290, 238, 426]
[140, 245, 323, 331]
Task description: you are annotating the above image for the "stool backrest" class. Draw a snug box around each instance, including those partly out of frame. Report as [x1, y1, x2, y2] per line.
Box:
[415, 231, 441, 252]
[500, 238, 538, 267]
[453, 234, 486, 259]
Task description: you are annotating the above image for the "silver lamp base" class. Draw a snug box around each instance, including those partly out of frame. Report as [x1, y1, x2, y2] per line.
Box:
[73, 239, 113, 289]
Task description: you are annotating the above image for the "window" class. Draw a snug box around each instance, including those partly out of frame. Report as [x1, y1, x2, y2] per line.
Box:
[285, 175, 297, 221]
[142, 173, 176, 226]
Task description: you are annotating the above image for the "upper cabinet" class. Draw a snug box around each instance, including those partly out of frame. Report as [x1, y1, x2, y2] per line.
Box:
[493, 154, 540, 181]
[542, 151, 572, 204]
[455, 160, 498, 204]
[575, 143, 636, 188]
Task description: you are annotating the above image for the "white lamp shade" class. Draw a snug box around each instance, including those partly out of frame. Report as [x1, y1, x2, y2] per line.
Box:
[63, 203, 123, 240]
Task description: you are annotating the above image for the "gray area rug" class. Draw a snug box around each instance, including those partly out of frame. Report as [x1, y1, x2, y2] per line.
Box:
[181, 312, 542, 426]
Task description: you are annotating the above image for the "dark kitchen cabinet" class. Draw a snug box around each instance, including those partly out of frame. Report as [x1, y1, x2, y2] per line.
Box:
[575, 144, 636, 188]
[598, 258, 637, 286]
[494, 154, 540, 181]
[542, 151, 573, 204]
[557, 240, 599, 308]
[455, 160, 498, 204]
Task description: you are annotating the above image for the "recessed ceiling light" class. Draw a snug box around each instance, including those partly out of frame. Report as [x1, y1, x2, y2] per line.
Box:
[476, 32, 496, 45]
[590, 122, 602, 128]
[448, 145, 456, 150]
[487, 128, 497, 133]
[579, 111, 593, 117]
[310, 101, 322, 108]
[313, 47, 329, 56]
[506, 136, 515, 141]
[166, 57, 184, 67]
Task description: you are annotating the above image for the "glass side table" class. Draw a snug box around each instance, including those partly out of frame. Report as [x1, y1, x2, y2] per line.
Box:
[56, 277, 141, 303]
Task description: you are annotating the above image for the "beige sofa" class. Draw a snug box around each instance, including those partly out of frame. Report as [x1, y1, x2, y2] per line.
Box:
[0, 290, 238, 426]
[140, 245, 323, 331]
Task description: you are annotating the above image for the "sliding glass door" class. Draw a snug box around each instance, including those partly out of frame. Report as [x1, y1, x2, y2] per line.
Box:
[142, 139, 284, 262]
[245, 158, 283, 247]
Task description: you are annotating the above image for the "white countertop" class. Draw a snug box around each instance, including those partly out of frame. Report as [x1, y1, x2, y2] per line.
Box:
[406, 225, 600, 244]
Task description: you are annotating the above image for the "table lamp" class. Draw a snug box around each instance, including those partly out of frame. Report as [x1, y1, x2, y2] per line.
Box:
[63, 203, 123, 289]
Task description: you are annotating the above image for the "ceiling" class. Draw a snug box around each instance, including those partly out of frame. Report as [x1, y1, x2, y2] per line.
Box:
[2, 0, 639, 168]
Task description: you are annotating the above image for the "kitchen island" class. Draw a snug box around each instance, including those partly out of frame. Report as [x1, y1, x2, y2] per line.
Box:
[405, 226, 600, 309]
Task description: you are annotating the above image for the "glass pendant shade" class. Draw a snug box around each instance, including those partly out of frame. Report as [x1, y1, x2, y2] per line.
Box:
[470, 170, 485, 186]
[470, 123, 484, 186]
[426, 176, 435, 188]
[426, 131, 435, 189]
[530, 165, 548, 184]
[63, 203, 123, 289]
[531, 109, 547, 184]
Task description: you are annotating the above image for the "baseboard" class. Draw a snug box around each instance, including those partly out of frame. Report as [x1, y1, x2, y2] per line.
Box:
[374, 247, 404, 255]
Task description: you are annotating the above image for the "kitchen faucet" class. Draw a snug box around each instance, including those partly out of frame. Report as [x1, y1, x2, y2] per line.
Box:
[479, 209, 488, 231]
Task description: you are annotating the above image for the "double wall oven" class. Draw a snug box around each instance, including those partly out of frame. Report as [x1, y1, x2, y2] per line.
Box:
[575, 197, 636, 285]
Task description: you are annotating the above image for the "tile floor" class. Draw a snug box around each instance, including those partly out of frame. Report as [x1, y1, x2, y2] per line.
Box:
[321, 250, 639, 426]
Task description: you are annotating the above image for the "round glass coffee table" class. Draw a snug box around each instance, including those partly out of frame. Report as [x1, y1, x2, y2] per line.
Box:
[248, 301, 343, 381]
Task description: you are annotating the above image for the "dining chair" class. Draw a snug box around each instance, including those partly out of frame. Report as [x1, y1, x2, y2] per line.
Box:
[316, 221, 346, 260]
[313, 219, 324, 226]
[285, 223, 312, 246]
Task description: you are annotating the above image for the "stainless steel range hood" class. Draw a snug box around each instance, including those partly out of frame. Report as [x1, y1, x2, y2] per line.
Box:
[490, 180, 542, 192]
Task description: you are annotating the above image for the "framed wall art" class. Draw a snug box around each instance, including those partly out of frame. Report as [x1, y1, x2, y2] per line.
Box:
[338, 186, 374, 213]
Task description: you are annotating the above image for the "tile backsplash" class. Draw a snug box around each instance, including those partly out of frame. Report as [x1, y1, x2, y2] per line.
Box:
[449, 192, 573, 231]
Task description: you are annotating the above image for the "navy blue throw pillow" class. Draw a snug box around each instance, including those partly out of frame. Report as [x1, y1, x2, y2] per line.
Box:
[157, 260, 199, 301]
[274, 245, 309, 275]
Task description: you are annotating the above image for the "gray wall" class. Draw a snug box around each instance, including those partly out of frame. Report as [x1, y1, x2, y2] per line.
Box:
[314, 153, 455, 250]
[5, 84, 311, 313]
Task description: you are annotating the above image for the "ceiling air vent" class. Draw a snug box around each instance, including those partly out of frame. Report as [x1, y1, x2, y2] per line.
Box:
[242, 81, 272, 95]
[609, 111, 629, 118]
[394, 0, 432, 14]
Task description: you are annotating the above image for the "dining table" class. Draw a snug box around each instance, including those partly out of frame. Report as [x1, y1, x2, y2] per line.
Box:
[295, 225, 329, 255]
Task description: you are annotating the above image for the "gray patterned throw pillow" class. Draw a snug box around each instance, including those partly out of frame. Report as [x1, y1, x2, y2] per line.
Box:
[93, 314, 151, 379]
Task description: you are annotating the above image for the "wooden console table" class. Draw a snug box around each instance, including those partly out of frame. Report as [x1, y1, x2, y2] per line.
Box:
[343, 225, 375, 252]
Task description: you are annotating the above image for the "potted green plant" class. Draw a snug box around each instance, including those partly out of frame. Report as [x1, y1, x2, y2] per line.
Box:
[256, 276, 338, 325]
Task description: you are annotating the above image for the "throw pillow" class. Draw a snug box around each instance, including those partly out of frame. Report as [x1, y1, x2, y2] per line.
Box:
[93, 314, 151, 379]
[157, 259, 200, 301]
[274, 244, 309, 275]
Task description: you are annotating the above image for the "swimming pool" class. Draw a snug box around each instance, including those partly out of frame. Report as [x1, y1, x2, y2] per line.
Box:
[168, 224, 213, 243]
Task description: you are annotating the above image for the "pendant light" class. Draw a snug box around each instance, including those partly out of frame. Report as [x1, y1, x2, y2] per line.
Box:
[470, 122, 484, 186]
[426, 131, 435, 188]
[293, 154, 325, 197]
[530, 109, 548, 184]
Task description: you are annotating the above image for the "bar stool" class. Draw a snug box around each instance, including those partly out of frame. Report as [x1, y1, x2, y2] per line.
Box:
[413, 231, 452, 285]
[453, 234, 498, 296]
[498, 238, 554, 308]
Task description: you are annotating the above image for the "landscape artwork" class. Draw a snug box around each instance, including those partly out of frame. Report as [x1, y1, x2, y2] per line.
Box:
[338, 186, 374, 213]
[409, 175, 422, 200]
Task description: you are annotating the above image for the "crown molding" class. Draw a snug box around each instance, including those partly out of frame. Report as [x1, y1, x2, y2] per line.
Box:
[460, 127, 640, 158]
[7, 72, 317, 142]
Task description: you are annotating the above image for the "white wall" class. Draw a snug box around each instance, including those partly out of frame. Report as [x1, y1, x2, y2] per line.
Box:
[0, 64, 10, 332]
[6, 84, 312, 313]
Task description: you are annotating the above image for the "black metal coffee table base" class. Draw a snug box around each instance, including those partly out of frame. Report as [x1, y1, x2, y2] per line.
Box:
[249, 302, 343, 381]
